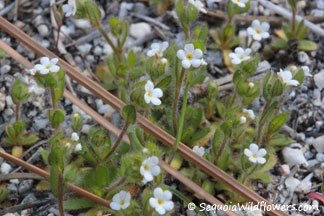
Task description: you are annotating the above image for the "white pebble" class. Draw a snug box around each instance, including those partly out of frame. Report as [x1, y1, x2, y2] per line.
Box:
[285, 176, 300, 193]
[312, 135, 324, 153]
[0, 92, 5, 112]
[79, 43, 92, 55]
[282, 145, 308, 167]
[130, 22, 151, 39]
[1, 162, 12, 174]
[0, 65, 11, 74]
[314, 70, 324, 90]
[281, 164, 290, 176]
[93, 46, 102, 56]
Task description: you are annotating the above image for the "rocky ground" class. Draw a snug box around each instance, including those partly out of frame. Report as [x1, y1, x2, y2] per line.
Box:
[1, 0, 324, 216]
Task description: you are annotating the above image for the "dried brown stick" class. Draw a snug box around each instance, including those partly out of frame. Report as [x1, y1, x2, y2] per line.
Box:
[0, 16, 288, 216]
[0, 172, 44, 181]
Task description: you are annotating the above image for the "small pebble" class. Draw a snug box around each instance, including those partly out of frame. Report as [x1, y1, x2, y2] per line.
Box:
[0, 65, 11, 74]
[1, 162, 12, 174]
[130, 22, 151, 39]
[18, 180, 33, 194]
[281, 164, 290, 176]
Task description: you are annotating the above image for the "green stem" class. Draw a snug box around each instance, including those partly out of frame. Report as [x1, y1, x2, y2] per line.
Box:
[57, 174, 65, 216]
[168, 82, 190, 164]
[15, 103, 20, 122]
[256, 101, 271, 146]
[242, 164, 258, 185]
[292, 9, 296, 33]
[50, 87, 57, 110]
[248, 39, 255, 48]
[96, 24, 121, 63]
[172, 68, 186, 135]
[104, 122, 129, 161]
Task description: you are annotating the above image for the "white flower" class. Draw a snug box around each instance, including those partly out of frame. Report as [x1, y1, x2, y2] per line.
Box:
[189, 0, 207, 13]
[1, 162, 12, 174]
[247, 20, 270, 41]
[74, 143, 82, 152]
[248, 82, 254, 88]
[140, 156, 161, 183]
[144, 80, 163, 106]
[240, 116, 247, 124]
[244, 143, 267, 164]
[243, 109, 255, 120]
[177, 44, 204, 69]
[62, 0, 77, 17]
[142, 148, 148, 153]
[228, 47, 251, 65]
[110, 190, 131, 210]
[277, 69, 299, 86]
[147, 42, 169, 58]
[160, 58, 168, 64]
[71, 132, 79, 141]
[231, 0, 248, 8]
[149, 187, 174, 215]
[302, 66, 312, 77]
[65, 142, 72, 148]
[34, 57, 60, 75]
[193, 145, 205, 157]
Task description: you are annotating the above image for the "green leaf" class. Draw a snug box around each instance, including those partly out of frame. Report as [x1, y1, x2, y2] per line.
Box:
[189, 127, 210, 142]
[122, 105, 136, 124]
[220, 121, 232, 138]
[202, 179, 214, 195]
[49, 109, 65, 130]
[50, 166, 60, 197]
[0, 48, 6, 58]
[215, 100, 225, 119]
[269, 134, 293, 146]
[272, 39, 289, 50]
[187, 2, 199, 22]
[22, 134, 39, 146]
[128, 50, 136, 68]
[83, 0, 101, 26]
[192, 107, 203, 129]
[224, 24, 234, 39]
[268, 112, 289, 133]
[298, 40, 317, 51]
[293, 69, 305, 85]
[11, 78, 30, 104]
[95, 165, 109, 187]
[260, 101, 278, 124]
[258, 153, 277, 173]
[212, 129, 223, 155]
[250, 172, 272, 184]
[272, 79, 283, 97]
[156, 76, 172, 89]
[48, 147, 64, 172]
[54, 70, 65, 101]
[64, 198, 94, 210]
[0, 185, 9, 203]
[109, 17, 123, 36]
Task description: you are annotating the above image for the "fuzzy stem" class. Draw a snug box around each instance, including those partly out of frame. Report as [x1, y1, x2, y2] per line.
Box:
[104, 122, 129, 161]
[55, 15, 66, 55]
[172, 68, 186, 135]
[168, 82, 190, 164]
[242, 164, 258, 185]
[15, 103, 20, 122]
[57, 174, 65, 216]
[96, 24, 121, 63]
[256, 101, 271, 146]
[104, 177, 127, 194]
[50, 87, 57, 110]
[292, 9, 296, 33]
[248, 38, 255, 48]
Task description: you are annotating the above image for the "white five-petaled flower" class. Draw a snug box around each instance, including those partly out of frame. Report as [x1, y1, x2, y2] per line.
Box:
[71, 132, 79, 141]
[74, 143, 82, 152]
[277, 69, 299, 86]
[193, 145, 205, 157]
[34, 57, 60, 75]
[177, 44, 204, 69]
[62, 0, 77, 17]
[240, 116, 247, 124]
[189, 0, 207, 13]
[229, 47, 251, 65]
[149, 187, 174, 215]
[243, 108, 255, 120]
[248, 82, 255, 88]
[247, 20, 270, 41]
[244, 143, 267, 164]
[147, 42, 169, 58]
[231, 0, 248, 8]
[144, 80, 163, 106]
[140, 156, 161, 183]
[110, 190, 131, 211]
[302, 66, 312, 77]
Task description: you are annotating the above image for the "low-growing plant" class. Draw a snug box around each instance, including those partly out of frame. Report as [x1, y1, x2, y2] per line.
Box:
[2, 0, 317, 215]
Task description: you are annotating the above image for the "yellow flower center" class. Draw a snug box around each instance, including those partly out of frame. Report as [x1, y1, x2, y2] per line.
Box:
[239, 56, 244, 60]
[158, 200, 163, 205]
[45, 65, 50, 69]
[237, 0, 241, 2]
[120, 201, 125, 205]
[144, 164, 149, 170]
[186, 54, 193, 60]
[148, 92, 152, 98]
[252, 154, 257, 159]
[256, 29, 261, 34]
